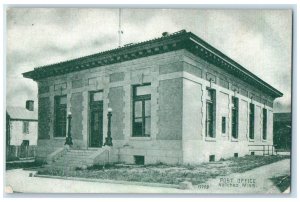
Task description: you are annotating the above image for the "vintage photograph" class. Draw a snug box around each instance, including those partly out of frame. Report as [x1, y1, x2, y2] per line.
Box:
[5, 8, 292, 194]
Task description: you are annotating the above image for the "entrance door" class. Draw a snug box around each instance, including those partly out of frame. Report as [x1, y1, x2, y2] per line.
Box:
[20, 140, 29, 158]
[89, 91, 103, 147]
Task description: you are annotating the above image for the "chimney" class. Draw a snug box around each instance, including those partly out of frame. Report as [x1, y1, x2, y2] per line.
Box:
[26, 100, 34, 111]
[162, 32, 169, 37]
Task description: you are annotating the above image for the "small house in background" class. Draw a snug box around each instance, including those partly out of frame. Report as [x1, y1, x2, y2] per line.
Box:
[273, 112, 291, 151]
[6, 100, 38, 160]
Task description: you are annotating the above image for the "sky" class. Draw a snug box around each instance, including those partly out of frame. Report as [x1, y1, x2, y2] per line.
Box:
[6, 8, 292, 112]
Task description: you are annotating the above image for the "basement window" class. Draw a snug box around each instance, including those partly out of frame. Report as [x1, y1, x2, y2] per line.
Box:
[209, 155, 215, 162]
[251, 152, 255, 156]
[134, 155, 145, 165]
[234, 153, 239, 158]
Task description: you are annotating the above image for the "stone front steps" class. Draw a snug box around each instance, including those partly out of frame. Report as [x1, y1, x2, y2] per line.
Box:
[43, 149, 104, 171]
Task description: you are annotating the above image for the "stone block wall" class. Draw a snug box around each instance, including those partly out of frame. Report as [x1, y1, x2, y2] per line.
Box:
[35, 50, 186, 164]
[179, 50, 275, 163]
[70, 92, 83, 140]
[34, 48, 276, 164]
[108, 86, 125, 140]
[157, 78, 183, 140]
[38, 96, 50, 139]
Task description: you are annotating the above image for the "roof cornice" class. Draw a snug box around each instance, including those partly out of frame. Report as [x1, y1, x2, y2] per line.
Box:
[186, 32, 283, 98]
[23, 30, 283, 98]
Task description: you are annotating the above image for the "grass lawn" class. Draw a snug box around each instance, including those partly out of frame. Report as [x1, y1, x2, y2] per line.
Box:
[37, 155, 289, 185]
[6, 160, 44, 170]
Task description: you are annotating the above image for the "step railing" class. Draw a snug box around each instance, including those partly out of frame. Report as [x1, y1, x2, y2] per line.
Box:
[89, 146, 113, 166]
[46, 147, 68, 164]
[248, 144, 275, 155]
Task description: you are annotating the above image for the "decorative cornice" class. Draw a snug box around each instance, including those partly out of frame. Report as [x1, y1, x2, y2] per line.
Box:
[23, 30, 283, 98]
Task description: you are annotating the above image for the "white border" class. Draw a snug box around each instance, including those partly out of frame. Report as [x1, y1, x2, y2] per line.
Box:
[1, 1, 298, 201]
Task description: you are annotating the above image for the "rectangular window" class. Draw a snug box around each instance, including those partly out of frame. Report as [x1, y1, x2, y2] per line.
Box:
[209, 155, 215, 162]
[23, 121, 29, 134]
[263, 108, 267, 140]
[206, 88, 216, 138]
[231, 97, 239, 139]
[249, 103, 255, 140]
[222, 117, 226, 134]
[132, 84, 151, 137]
[54, 95, 67, 137]
[134, 155, 145, 165]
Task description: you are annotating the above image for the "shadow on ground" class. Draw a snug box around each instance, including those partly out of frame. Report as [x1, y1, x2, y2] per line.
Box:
[270, 175, 291, 192]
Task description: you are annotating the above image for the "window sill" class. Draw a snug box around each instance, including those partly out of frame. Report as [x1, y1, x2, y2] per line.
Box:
[231, 138, 238, 142]
[53, 137, 66, 140]
[262, 139, 268, 142]
[130, 136, 152, 141]
[248, 139, 255, 142]
[205, 137, 216, 142]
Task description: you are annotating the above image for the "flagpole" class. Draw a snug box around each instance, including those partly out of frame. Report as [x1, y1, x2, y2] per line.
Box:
[118, 8, 122, 47]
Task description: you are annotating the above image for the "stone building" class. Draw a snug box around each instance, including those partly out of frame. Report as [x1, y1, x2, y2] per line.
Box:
[6, 100, 38, 160]
[23, 30, 282, 167]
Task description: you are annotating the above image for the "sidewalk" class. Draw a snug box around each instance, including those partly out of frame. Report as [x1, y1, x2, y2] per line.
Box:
[5, 159, 290, 194]
[194, 158, 290, 194]
[5, 169, 189, 193]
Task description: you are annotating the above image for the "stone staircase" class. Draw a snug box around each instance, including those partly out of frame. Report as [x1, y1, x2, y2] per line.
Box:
[43, 148, 109, 171]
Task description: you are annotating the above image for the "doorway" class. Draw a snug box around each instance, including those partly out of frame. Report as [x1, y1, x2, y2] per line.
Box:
[20, 140, 29, 158]
[89, 91, 103, 147]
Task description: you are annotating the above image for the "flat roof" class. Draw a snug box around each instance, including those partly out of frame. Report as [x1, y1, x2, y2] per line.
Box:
[23, 30, 283, 98]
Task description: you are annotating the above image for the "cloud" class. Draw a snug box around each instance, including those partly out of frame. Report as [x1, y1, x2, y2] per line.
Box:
[6, 77, 37, 107]
[185, 10, 292, 111]
[6, 8, 292, 113]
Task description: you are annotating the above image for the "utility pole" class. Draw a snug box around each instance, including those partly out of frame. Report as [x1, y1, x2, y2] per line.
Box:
[118, 8, 123, 47]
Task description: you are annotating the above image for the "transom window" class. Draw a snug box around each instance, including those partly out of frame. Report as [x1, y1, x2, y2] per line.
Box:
[59, 96, 67, 105]
[132, 84, 151, 137]
[92, 91, 103, 102]
[206, 88, 216, 138]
